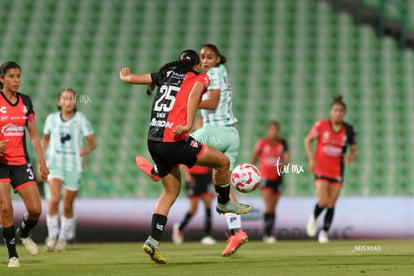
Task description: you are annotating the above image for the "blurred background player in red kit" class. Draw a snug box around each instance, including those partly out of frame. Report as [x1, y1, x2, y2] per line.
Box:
[304, 96, 357, 243]
[251, 121, 289, 243]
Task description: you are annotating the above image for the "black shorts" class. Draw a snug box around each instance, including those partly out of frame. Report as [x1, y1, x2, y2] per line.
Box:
[314, 174, 343, 185]
[148, 136, 205, 178]
[261, 178, 283, 194]
[0, 163, 37, 192]
[186, 173, 214, 198]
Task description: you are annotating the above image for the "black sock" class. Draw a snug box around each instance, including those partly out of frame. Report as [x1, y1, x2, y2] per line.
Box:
[323, 208, 335, 232]
[230, 228, 241, 235]
[150, 214, 167, 242]
[2, 226, 18, 259]
[264, 213, 275, 236]
[179, 212, 194, 232]
[204, 208, 212, 236]
[215, 183, 230, 204]
[313, 204, 325, 219]
[19, 216, 38, 238]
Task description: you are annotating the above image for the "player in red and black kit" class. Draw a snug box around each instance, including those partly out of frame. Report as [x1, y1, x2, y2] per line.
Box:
[120, 50, 252, 264]
[251, 121, 289, 243]
[304, 96, 357, 243]
[172, 116, 216, 245]
[0, 61, 49, 267]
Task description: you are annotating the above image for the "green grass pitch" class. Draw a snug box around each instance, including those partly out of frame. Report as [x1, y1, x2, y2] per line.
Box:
[1, 240, 413, 275]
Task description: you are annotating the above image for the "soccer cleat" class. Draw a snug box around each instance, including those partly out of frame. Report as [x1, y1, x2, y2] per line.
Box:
[136, 156, 160, 182]
[216, 200, 252, 215]
[45, 237, 57, 252]
[200, 236, 216, 245]
[222, 229, 248, 257]
[318, 230, 329, 243]
[263, 235, 277, 244]
[172, 222, 183, 244]
[8, 257, 20, 268]
[143, 236, 166, 264]
[306, 214, 317, 237]
[16, 228, 38, 256]
[55, 239, 67, 252]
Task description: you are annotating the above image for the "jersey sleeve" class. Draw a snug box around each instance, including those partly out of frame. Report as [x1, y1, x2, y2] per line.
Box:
[253, 139, 264, 155]
[282, 139, 289, 152]
[20, 94, 35, 125]
[43, 114, 53, 135]
[345, 124, 357, 145]
[197, 73, 210, 89]
[309, 120, 322, 139]
[207, 67, 220, 90]
[80, 113, 94, 136]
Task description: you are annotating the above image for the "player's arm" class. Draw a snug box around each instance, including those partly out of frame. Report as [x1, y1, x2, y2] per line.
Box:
[198, 89, 220, 110]
[174, 81, 206, 135]
[119, 67, 152, 84]
[80, 134, 96, 158]
[344, 144, 357, 165]
[304, 133, 316, 172]
[282, 151, 290, 165]
[27, 120, 49, 181]
[41, 134, 50, 155]
[251, 145, 260, 165]
[181, 166, 194, 184]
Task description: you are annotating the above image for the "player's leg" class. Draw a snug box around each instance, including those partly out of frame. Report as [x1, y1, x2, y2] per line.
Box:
[56, 188, 77, 251]
[262, 183, 277, 243]
[0, 179, 20, 267]
[144, 167, 181, 264]
[200, 193, 216, 244]
[172, 196, 198, 244]
[319, 183, 342, 243]
[307, 179, 329, 237]
[45, 177, 63, 251]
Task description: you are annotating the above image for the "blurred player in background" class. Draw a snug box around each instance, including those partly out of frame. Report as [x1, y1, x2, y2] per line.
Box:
[251, 121, 289, 243]
[304, 96, 357, 243]
[191, 44, 248, 257]
[0, 61, 49, 267]
[120, 49, 252, 264]
[41, 88, 96, 252]
[172, 116, 216, 245]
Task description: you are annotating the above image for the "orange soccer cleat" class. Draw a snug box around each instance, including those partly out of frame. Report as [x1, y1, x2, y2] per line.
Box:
[221, 229, 248, 257]
[136, 156, 160, 182]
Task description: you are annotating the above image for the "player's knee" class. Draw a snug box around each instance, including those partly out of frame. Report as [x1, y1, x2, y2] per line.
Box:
[62, 203, 73, 214]
[318, 200, 328, 207]
[49, 196, 60, 207]
[27, 207, 41, 219]
[0, 202, 13, 218]
[217, 155, 230, 171]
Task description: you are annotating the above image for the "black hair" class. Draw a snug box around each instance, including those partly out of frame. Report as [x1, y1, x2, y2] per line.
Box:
[330, 95, 346, 111]
[202, 44, 227, 64]
[58, 88, 77, 112]
[0, 61, 21, 90]
[146, 49, 200, 95]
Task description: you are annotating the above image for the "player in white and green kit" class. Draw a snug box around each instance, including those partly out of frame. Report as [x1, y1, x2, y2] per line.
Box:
[41, 88, 96, 251]
[191, 44, 247, 257]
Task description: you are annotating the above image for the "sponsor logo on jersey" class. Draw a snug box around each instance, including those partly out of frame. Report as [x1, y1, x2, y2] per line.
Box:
[22, 105, 28, 114]
[0, 116, 8, 121]
[0, 106, 6, 114]
[150, 118, 174, 128]
[1, 123, 24, 137]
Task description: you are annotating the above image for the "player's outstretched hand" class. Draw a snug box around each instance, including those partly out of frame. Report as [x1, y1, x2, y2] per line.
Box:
[173, 125, 191, 135]
[120, 67, 132, 83]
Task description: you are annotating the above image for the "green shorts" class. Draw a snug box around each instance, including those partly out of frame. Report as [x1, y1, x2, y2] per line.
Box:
[44, 165, 82, 199]
[191, 125, 240, 170]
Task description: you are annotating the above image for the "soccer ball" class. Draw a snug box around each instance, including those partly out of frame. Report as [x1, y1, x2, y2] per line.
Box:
[231, 163, 261, 193]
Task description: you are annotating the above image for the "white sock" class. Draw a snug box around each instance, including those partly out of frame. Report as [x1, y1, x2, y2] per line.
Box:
[46, 214, 59, 239]
[67, 217, 76, 240]
[59, 216, 74, 241]
[225, 213, 242, 230]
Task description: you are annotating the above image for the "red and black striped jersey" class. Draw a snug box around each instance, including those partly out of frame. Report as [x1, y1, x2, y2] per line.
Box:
[148, 67, 210, 142]
[0, 91, 34, 165]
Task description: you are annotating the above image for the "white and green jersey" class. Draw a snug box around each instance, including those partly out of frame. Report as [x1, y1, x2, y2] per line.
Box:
[43, 112, 94, 172]
[201, 64, 238, 126]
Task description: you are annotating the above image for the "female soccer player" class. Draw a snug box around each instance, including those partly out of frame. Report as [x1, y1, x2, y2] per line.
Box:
[191, 44, 248, 256]
[251, 121, 289, 243]
[120, 49, 252, 264]
[172, 116, 216, 245]
[41, 88, 96, 252]
[304, 96, 357, 243]
[0, 61, 49, 267]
